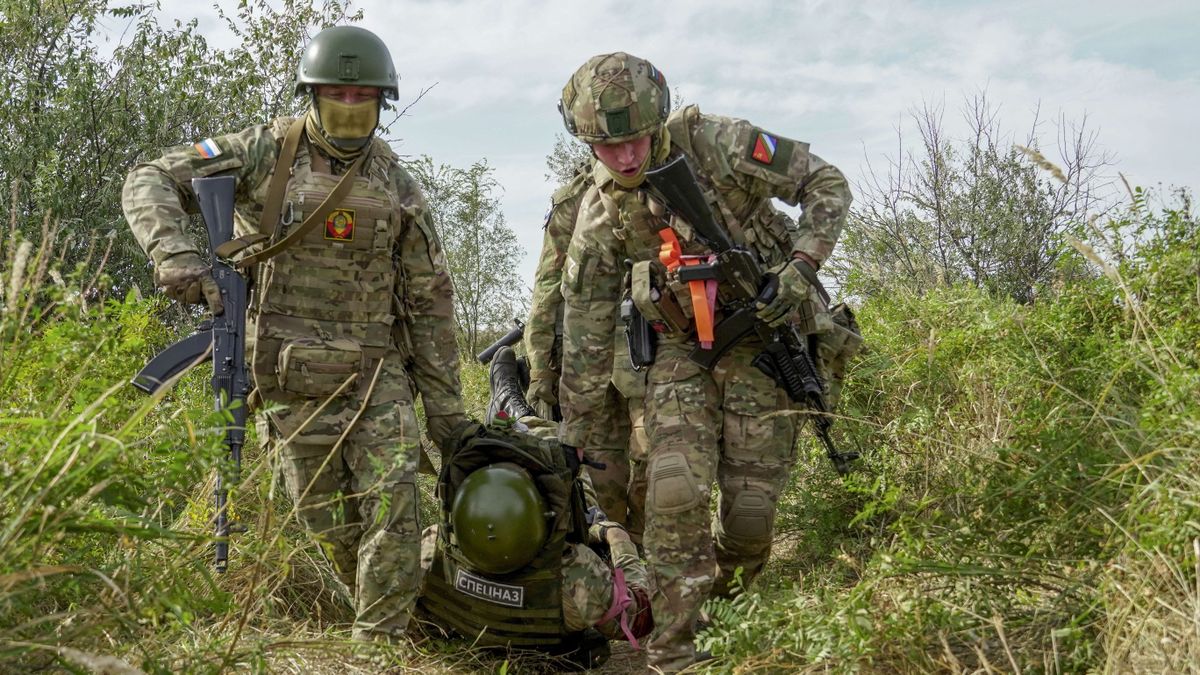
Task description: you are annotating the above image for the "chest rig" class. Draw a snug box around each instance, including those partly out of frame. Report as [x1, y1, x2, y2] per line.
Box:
[418, 425, 599, 656]
[247, 122, 403, 400]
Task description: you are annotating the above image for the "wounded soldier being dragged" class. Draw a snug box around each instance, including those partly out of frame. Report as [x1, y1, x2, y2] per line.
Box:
[412, 349, 652, 669]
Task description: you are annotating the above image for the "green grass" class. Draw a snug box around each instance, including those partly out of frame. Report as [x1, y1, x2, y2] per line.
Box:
[1, 191, 1196, 673]
[697, 192, 1200, 673]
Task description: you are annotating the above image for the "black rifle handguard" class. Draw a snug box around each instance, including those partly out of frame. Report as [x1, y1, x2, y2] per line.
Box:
[133, 175, 252, 569]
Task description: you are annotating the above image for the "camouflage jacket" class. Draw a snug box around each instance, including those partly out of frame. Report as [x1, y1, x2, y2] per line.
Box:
[122, 117, 464, 418]
[526, 160, 646, 402]
[558, 105, 852, 447]
[524, 161, 592, 384]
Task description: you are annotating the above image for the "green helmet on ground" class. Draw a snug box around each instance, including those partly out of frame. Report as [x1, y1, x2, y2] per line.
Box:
[559, 52, 670, 144]
[451, 462, 549, 575]
[294, 25, 399, 100]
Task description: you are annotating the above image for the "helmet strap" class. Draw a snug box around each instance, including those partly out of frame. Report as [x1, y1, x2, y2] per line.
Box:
[651, 126, 672, 165]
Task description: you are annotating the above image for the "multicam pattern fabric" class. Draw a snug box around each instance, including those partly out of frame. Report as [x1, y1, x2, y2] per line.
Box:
[524, 162, 592, 392]
[419, 526, 647, 640]
[123, 116, 465, 641]
[560, 52, 671, 144]
[524, 160, 647, 540]
[559, 104, 852, 672]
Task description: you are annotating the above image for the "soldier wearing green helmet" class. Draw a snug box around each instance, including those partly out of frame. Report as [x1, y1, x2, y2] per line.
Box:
[121, 25, 468, 642]
[556, 52, 862, 671]
[416, 421, 653, 669]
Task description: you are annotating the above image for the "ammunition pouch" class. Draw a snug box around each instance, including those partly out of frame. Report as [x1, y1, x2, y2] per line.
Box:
[814, 303, 863, 408]
[630, 259, 690, 335]
[276, 336, 365, 398]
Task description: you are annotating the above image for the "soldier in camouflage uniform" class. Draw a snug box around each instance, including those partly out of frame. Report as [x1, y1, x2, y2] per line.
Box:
[122, 26, 466, 642]
[415, 420, 653, 667]
[556, 52, 854, 671]
[522, 160, 650, 544]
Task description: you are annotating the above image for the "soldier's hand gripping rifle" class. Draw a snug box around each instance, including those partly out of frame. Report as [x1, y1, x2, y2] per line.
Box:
[644, 156, 857, 475]
[130, 176, 250, 571]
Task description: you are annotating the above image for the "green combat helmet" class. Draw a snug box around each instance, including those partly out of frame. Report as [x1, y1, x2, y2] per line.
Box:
[451, 462, 549, 575]
[559, 52, 670, 144]
[295, 25, 399, 100]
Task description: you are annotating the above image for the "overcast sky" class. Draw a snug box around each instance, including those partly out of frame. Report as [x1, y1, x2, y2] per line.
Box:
[110, 0, 1200, 286]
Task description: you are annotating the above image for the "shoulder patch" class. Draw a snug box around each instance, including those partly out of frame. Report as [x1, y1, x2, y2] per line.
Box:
[746, 129, 793, 174]
[194, 138, 223, 159]
[542, 200, 554, 228]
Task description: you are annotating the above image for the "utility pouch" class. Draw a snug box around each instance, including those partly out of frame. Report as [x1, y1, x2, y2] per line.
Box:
[630, 259, 690, 335]
[277, 336, 365, 398]
[794, 287, 835, 336]
[814, 304, 864, 408]
[815, 304, 863, 365]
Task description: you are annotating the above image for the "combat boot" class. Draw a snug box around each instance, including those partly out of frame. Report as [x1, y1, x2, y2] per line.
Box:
[486, 346, 536, 425]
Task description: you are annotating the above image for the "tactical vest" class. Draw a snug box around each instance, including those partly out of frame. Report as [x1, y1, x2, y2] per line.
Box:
[418, 425, 596, 652]
[247, 121, 403, 400]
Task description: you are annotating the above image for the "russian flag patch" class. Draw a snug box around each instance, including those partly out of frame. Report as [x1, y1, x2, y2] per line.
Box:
[750, 132, 777, 165]
[194, 138, 222, 159]
[647, 64, 666, 87]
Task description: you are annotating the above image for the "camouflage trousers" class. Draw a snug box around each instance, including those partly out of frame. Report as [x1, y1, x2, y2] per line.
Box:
[527, 384, 647, 545]
[642, 341, 801, 672]
[268, 353, 422, 641]
[418, 526, 648, 639]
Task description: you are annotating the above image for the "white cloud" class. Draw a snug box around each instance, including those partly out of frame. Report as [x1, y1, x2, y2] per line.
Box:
[143, 0, 1200, 284]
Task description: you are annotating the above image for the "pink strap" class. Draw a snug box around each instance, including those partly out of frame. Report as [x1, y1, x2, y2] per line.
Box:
[600, 567, 640, 649]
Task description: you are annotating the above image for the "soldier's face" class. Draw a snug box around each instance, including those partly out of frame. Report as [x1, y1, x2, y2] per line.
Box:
[314, 85, 381, 104]
[592, 136, 652, 177]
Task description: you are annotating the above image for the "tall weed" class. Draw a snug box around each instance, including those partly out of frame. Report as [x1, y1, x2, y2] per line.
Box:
[700, 191, 1199, 673]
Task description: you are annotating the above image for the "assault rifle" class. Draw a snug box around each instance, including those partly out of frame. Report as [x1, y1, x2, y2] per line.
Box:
[644, 156, 857, 475]
[477, 318, 525, 364]
[131, 176, 250, 570]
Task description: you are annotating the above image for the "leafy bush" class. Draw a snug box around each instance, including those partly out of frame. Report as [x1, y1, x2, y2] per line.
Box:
[699, 191, 1199, 673]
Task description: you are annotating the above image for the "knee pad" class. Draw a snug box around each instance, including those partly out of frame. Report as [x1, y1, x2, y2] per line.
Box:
[722, 488, 774, 543]
[647, 452, 701, 514]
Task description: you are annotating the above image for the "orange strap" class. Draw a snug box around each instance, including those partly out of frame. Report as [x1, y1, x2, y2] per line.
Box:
[657, 228, 716, 347]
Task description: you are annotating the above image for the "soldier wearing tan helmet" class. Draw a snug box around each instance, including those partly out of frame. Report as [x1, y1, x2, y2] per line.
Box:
[121, 25, 467, 642]
[485, 152, 651, 548]
[556, 52, 859, 671]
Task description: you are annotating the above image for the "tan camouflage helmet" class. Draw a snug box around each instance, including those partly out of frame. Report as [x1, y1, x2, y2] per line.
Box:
[559, 52, 670, 144]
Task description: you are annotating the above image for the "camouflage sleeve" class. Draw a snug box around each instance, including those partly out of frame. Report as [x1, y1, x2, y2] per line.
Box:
[524, 171, 590, 382]
[392, 167, 465, 418]
[558, 188, 623, 448]
[694, 113, 852, 266]
[121, 123, 280, 266]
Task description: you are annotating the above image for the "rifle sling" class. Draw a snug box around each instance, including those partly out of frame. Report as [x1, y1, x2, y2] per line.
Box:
[791, 258, 831, 306]
[233, 146, 365, 270]
[213, 118, 304, 261]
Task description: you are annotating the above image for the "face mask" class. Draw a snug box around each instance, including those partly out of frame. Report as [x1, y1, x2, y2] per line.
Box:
[315, 97, 379, 145]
